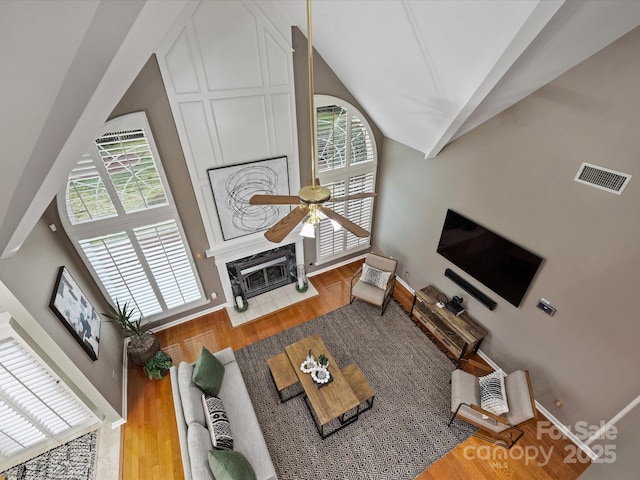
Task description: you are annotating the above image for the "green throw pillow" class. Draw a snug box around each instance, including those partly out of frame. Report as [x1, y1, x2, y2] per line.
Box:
[208, 450, 256, 480]
[192, 347, 225, 396]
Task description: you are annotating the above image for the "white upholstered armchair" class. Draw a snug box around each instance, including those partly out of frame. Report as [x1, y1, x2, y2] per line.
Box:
[449, 368, 537, 448]
[349, 253, 398, 315]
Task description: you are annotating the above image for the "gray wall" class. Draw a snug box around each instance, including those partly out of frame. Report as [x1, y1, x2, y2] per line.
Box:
[291, 27, 384, 270]
[108, 55, 224, 327]
[0, 203, 123, 414]
[373, 26, 640, 474]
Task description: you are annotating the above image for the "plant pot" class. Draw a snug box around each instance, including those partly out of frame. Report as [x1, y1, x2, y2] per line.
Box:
[127, 331, 160, 366]
[143, 350, 173, 380]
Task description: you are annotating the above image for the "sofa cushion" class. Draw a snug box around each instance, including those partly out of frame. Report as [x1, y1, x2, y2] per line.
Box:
[187, 423, 215, 480]
[361, 263, 392, 290]
[208, 450, 257, 480]
[479, 370, 509, 416]
[193, 347, 225, 396]
[202, 394, 234, 451]
[178, 362, 206, 426]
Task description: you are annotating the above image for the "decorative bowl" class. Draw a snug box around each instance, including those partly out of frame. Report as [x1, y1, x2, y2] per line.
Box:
[311, 366, 331, 384]
[300, 359, 317, 373]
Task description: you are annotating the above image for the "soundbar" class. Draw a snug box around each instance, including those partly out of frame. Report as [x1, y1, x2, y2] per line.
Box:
[444, 269, 497, 311]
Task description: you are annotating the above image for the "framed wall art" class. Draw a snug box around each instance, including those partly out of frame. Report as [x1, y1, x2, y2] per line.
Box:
[49, 266, 101, 361]
[208, 156, 290, 240]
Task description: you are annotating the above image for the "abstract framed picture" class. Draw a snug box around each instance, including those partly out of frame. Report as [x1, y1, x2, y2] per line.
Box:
[49, 266, 100, 361]
[208, 156, 290, 240]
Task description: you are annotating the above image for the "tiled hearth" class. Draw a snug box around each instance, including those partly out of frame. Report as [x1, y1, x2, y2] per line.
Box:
[226, 281, 318, 327]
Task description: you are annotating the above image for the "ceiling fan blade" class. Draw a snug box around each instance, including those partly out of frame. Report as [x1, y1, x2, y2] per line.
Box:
[264, 205, 309, 243]
[330, 192, 378, 202]
[250, 195, 301, 205]
[318, 206, 370, 238]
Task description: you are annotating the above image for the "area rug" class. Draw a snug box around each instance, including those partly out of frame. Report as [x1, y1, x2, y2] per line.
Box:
[235, 300, 475, 480]
[1, 430, 97, 480]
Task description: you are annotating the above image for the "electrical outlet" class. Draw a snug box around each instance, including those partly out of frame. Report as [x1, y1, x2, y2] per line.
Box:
[210, 292, 217, 300]
[112, 370, 118, 381]
[404, 271, 410, 278]
[554, 399, 564, 408]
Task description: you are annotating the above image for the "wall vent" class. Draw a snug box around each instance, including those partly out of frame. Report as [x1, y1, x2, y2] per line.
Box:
[574, 162, 631, 195]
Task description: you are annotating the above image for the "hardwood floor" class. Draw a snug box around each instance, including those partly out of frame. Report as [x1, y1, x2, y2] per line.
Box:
[120, 260, 590, 479]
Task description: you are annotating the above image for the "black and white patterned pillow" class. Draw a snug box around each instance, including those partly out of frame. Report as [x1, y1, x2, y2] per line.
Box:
[202, 394, 234, 451]
[361, 264, 392, 289]
[478, 370, 509, 417]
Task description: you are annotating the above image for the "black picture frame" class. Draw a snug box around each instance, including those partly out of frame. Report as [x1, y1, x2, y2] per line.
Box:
[49, 266, 100, 361]
[207, 156, 290, 240]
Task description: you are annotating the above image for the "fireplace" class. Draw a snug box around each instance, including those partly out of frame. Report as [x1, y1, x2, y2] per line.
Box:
[226, 244, 297, 300]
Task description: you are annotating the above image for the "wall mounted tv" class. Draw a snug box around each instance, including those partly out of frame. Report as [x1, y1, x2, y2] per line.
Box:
[436, 209, 543, 307]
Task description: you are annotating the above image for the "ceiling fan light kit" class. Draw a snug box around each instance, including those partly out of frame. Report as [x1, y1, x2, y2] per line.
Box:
[248, 0, 376, 243]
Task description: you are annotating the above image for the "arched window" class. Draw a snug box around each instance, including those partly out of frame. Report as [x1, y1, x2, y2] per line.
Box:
[58, 112, 203, 320]
[315, 96, 377, 263]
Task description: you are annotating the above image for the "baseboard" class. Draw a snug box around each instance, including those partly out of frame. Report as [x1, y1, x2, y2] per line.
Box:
[308, 253, 368, 277]
[110, 418, 126, 429]
[150, 303, 227, 334]
[121, 337, 129, 422]
[476, 350, 598, 461]
[395, 276, 414, 295]
[535, 403, 599, 461]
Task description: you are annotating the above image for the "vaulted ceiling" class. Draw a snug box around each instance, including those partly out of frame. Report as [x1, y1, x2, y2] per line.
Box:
[1, 0, 640, 258]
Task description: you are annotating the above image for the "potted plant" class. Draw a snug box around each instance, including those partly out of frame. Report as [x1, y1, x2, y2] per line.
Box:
[103, 300, 160, 366]
[318, 354, 329, 368]
[143, 350, 173, 380]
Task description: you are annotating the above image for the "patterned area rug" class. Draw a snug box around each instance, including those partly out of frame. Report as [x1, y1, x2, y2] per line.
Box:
[235, 300, 475, 480]
[1, 431, 97, 480]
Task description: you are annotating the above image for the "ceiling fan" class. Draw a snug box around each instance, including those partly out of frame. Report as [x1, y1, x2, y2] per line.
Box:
[250, 0, 377, 243]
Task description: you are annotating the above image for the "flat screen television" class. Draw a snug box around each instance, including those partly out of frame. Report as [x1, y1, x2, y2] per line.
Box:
[436, 210, 543, 307]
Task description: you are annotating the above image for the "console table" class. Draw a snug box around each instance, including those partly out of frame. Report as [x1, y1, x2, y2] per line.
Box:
[411, 285, 489, 365]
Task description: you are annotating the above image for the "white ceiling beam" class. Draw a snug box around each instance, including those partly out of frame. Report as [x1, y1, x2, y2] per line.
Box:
[424, 0, 565, 159]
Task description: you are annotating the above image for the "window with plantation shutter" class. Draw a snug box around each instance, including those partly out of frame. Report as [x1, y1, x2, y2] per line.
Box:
[315, 96, 377, 263]
[0, 329, 98, 464]
[59, 112, 203, 321]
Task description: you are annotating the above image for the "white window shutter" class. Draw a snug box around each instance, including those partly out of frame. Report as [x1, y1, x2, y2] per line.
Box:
[60, 112, 204, 320]
[0, 335, 97, 463]
[315, 98, 377, 263]
[134, 220, 201, 309]
[79, 233, 162, 319]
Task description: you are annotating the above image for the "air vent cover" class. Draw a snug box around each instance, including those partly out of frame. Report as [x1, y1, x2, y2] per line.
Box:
[574, 162, 631, 195]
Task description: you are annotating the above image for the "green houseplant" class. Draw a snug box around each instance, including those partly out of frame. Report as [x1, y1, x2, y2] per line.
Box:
[103, 300, 160, 366]
[143, 350, 173, 380]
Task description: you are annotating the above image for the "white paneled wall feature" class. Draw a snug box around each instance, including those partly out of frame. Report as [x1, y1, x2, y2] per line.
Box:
[212, 96, 271, 161]
[271, 93, 295, 155]
[178, 101, 220, 178]
[264, 31, 291, 87]
[157, 1, 301, 303]
[193, 1, 263, 92]
[164, 30, 200, 95]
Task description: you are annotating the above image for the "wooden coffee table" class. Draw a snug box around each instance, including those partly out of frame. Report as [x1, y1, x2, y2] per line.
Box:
[284, 334, 361, 438]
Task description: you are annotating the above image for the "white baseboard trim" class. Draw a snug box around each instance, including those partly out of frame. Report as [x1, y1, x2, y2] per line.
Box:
[395, 276, 414, 295]
[121, 337, 128, 423]
[535, 403, 599, 461]
[308, 253, 368, 276]
[476, 350, 598, 460]
[110, 418, 126, 429]
[150, 303, 227, 334]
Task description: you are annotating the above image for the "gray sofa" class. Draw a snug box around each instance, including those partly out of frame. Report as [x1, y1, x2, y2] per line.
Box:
[170, 347, 277, 480]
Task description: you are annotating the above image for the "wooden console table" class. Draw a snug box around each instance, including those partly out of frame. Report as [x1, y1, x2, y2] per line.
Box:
[411, 285, 489, 365]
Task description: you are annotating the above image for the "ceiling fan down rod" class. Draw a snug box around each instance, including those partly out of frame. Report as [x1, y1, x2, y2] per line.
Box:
[307, 0, 317, 188]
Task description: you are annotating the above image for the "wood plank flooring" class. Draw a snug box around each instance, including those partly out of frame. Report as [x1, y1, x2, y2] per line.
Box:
[120, 260, 590, 479]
